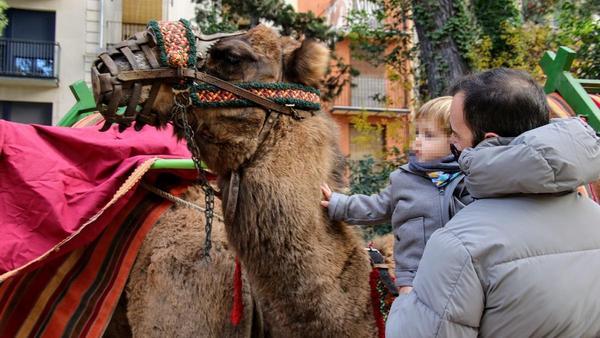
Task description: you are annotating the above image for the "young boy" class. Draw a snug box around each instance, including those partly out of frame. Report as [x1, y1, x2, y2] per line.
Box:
[321, 96, 471, 294]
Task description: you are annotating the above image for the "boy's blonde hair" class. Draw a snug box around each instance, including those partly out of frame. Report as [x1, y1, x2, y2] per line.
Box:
[414, 96, 453, 135]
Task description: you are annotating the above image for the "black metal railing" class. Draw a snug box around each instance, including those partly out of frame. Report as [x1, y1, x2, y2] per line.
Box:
[351, 75, 387, 108]
[0, 38, 60, 79]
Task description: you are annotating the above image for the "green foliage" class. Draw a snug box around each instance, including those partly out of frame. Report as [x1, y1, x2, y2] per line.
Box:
[412, 0, 479, 97]
[469, 21, 554, 81]
[473, 0, 521, 57]
[193, 0, 350, 101]
[195, 0, 337, 41]
[471, 0, 599, 80]
[552, 1, 600, 78]
[0, 0, 7, 36]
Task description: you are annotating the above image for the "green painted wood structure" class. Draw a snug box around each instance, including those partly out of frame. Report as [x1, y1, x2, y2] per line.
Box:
[540, 46, 600, 131]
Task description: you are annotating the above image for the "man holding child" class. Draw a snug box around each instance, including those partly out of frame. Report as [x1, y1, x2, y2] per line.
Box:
[385, 68, 600, 337]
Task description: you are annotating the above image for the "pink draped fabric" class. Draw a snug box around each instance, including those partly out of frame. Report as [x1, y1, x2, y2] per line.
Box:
[0, 120, 191, 276]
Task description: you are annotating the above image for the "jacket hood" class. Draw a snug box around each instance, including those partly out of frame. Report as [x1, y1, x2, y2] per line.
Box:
[459, 118, 600, 198]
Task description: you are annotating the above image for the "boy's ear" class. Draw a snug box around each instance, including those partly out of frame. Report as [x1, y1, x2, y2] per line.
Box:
[282, 38, 330, 88]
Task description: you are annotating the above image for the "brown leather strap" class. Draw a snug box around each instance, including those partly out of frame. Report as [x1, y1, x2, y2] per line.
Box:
[197, 31, 246, 41]
[99, 53, 119, 76]
[120, 82, 142, 131]
[116, 69, 306, 119]
[116, 68, 179, 82]
[225, 171, 241, 225]
[120, 46, 140, 70]
[140, 43, 160, 69]
[133, 31, 150, 45]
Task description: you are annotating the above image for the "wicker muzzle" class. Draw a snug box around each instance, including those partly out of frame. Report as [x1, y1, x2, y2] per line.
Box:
[91, 19, 245, 131]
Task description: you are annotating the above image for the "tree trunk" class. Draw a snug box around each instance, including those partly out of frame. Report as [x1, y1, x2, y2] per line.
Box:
[412, 0, 471, 98]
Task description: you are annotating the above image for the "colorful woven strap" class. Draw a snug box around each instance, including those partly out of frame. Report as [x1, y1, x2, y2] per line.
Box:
[191, 82, 321, 111]
[148, 19, 197, 68]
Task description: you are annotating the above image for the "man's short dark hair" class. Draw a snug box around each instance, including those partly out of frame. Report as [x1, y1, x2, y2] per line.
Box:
[449, 68, 550, 146]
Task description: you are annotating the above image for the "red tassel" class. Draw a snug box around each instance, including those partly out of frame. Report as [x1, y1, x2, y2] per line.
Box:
[369, 268, 386, 338]
[230, 257, 243, 326]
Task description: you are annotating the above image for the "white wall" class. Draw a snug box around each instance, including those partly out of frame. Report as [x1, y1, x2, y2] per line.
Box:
[284, 0, 298, 10]
[164, 0, 196, 21]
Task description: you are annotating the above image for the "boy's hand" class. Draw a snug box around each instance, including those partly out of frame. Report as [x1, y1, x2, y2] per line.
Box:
[320, 183, 332, 208]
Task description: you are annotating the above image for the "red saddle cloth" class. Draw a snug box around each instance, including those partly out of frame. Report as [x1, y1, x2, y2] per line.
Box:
[0, 119, 191, 278]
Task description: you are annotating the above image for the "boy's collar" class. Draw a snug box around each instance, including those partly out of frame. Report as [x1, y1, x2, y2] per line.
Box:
[407, 154, 461, 174]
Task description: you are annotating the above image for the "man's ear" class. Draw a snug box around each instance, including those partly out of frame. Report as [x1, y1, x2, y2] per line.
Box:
[484, 132, 499, 139]
[282, 38, 330, 87]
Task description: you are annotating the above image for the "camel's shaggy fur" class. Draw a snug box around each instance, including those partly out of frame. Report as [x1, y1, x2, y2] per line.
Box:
[106, 187, 256, 337]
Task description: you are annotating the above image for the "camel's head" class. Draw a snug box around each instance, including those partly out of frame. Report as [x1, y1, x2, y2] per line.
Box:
[92, 22, 329, 174]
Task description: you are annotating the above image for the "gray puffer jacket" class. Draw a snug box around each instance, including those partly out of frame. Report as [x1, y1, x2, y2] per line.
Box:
[386, 118, 600, 338]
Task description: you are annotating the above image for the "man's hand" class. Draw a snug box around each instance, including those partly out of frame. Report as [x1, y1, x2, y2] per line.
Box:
[320, 183, 332, 208]
[398, 286, 413, 295]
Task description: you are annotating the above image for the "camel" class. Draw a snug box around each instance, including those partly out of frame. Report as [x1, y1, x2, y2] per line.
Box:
[99, 24, 391, 337]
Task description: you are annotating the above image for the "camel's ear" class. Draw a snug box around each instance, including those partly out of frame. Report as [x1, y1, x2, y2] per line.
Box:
[283, 39, 329, 87]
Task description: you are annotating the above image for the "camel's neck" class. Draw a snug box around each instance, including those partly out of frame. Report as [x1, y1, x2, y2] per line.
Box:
[219, 114, 375, 336]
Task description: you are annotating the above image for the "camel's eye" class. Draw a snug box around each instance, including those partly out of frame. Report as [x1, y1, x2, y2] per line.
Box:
[226, 54, 240, 65]
[209, 40, 258, 67]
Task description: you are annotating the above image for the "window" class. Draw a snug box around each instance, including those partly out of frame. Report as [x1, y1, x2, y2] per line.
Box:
[0, 101, 52, 125]
[351, 58, 386, 108]
[0, 9, 57, 78]
[4, 9, 56, 41]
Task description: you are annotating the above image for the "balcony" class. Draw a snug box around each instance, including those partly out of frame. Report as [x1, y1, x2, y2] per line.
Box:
[0, 38, 60, 86]
[332, 75, 410, 116]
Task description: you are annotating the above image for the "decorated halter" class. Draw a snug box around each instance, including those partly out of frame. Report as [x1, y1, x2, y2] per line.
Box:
[191, 82, 320, 111]
[92, 19, 321, 133]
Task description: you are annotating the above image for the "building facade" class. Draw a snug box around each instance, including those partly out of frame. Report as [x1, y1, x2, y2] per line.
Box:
[298, 0, 413, 159]
[0, 0, 196, 125]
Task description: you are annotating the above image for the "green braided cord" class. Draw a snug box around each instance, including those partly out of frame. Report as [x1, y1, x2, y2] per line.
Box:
[179, 18, 197, 68]
[191, 81, 321, 111]
[148, 20, 168, 67]
[192, 81, 321, 96]
[191, 96, 320, 111]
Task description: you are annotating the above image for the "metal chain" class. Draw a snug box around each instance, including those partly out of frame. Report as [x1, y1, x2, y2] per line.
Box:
[173, 92, 215, 260]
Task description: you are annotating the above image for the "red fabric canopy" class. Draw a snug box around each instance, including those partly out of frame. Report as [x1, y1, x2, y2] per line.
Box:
[0, 119, 192, 277]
